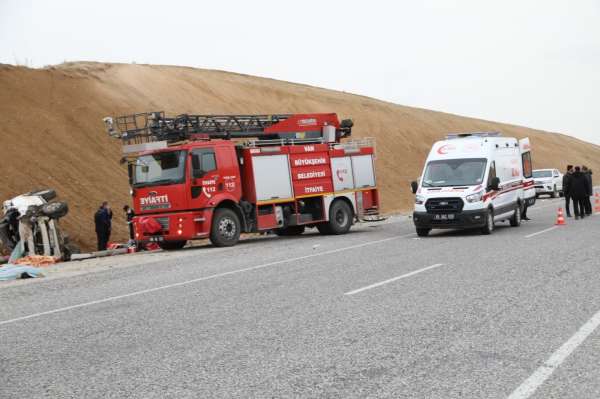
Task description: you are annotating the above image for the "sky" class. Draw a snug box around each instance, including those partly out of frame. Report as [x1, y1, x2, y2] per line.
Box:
[1, 0, 599, 144]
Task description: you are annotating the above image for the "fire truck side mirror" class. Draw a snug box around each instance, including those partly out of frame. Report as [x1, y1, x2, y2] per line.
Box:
[410, 181, 418, 194]
[191, 154, 204, 178]
[191, 153, 200, 170]
[127, 164, 134, 185]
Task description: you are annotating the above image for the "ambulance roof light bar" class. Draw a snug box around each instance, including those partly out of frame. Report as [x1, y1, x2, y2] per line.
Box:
[445, 132, 502, 139]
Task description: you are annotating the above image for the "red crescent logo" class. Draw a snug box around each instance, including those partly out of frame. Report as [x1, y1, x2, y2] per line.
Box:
[437, 144, 455, 155]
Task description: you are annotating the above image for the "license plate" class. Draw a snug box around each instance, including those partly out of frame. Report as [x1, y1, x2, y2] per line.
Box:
[149, 236, 164, 242]
[434, 214, 455, 220]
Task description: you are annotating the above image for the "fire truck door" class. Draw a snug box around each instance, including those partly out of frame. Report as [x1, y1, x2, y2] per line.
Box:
[189, 148, 220, 208]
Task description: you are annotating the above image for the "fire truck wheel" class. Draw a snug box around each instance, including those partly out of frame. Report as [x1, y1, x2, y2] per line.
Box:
[158, 240, 187, 250]
[275, 225, 305, 236]
[210, 208, 241, 247]
[319, 200, 353, 235]
[41, 201, 69, 219]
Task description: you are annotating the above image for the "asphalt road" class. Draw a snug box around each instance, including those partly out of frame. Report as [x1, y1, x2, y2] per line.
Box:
[1, 197, 600, 398]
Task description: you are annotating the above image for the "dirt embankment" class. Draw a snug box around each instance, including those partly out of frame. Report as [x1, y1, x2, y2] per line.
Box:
[1, 62, 599, 250]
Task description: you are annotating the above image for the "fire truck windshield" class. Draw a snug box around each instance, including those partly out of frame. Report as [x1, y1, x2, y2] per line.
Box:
[422, 158, 487, 187]
[133, 150, 187, 188]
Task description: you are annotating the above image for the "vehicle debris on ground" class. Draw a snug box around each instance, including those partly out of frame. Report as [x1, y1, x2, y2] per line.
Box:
[0, 189, 79, 280]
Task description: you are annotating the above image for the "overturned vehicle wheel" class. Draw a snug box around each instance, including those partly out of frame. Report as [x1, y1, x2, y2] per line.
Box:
[41, 202, 69, 219]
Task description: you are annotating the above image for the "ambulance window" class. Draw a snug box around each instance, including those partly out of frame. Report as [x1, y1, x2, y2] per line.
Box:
[522, 152, 532, 178]
[487, 161, 496, 186]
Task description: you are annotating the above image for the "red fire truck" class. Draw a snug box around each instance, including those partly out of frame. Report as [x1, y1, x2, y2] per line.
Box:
[104, 112, 379, 249]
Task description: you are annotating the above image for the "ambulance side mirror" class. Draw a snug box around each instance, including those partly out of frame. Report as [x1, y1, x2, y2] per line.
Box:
[410, 181, 418, 194]
[489, 177, 500, 191]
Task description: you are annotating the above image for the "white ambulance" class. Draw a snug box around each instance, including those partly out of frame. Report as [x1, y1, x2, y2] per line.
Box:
[411, 132, 534, 236]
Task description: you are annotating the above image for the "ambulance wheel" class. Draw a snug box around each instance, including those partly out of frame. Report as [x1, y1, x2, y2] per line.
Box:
[416, 228, 430, 237]
[319, 200, 353, 235]
[158, 240, 187, 250]
[481, 209, 494, 235]
[275, 226, 305, 236]
[509, 204, 522, 227]
[210, 208, 240, 247]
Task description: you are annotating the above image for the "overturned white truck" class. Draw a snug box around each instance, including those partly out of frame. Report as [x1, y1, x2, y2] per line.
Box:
[0, 189, 77, 260]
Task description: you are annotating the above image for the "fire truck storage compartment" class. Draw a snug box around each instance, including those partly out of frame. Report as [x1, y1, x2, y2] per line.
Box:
[257, 204, 280, 230]
[251, 154, 293, 201]
[359, 189, 377, 209]
[331, 156, 355, 191]
[351, 154, 376, 188]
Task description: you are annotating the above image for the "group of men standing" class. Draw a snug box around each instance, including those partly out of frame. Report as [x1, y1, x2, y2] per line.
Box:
[94, 202, 136, 251]
[563, 165, 594, 219]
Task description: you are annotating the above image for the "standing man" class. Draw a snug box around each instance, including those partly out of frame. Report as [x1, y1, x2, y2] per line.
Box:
[123, 205, 135, 241]
[570, 166, 591, 220]
[94, 202, 112, 251]
[582, 166, 593, 216]
[563, 165, 573, 217]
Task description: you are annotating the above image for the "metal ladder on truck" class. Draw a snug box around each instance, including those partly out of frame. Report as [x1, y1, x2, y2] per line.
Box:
[104, 111, 354, 151]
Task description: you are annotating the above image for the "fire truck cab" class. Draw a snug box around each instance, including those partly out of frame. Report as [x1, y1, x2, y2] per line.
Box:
[105, 112, 379, 249]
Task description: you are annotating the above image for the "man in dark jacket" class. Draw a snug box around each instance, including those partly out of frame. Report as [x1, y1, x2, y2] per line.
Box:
[582, 166, 593, 215]
[570, 167, 591, 220]
[94, 202, 113, 251]
[562, 165, 573, 217]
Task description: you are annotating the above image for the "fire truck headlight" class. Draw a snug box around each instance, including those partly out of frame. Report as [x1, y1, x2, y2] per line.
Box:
[415, 195, 425, 205]
[135, 232, 140, 238]
[177, 229, 183, 235]
[466, 190, 484, 203]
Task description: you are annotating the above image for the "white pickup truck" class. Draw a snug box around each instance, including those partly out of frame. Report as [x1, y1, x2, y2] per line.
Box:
[533, 169, 563, 198]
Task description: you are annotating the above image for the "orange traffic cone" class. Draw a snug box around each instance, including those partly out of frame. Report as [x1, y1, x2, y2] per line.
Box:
[555, 207, 566, 225]
[594, 193, 600, 214]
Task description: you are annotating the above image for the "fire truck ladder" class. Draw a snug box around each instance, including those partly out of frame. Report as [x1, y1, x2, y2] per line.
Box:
[104, 112, 296, 144]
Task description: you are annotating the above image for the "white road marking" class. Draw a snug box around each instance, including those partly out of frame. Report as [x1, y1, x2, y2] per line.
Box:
[344, 263, 444, 296]
[525, 226, 559, 238]
[507, 308, 600, 399]
[0, 233, 415, 326]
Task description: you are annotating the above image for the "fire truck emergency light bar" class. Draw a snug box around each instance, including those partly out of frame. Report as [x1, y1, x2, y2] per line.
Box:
[103, 111, 353, 145]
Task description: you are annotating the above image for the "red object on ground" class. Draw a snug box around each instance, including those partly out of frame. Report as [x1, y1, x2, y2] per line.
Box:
[145, 242, 161, 251]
